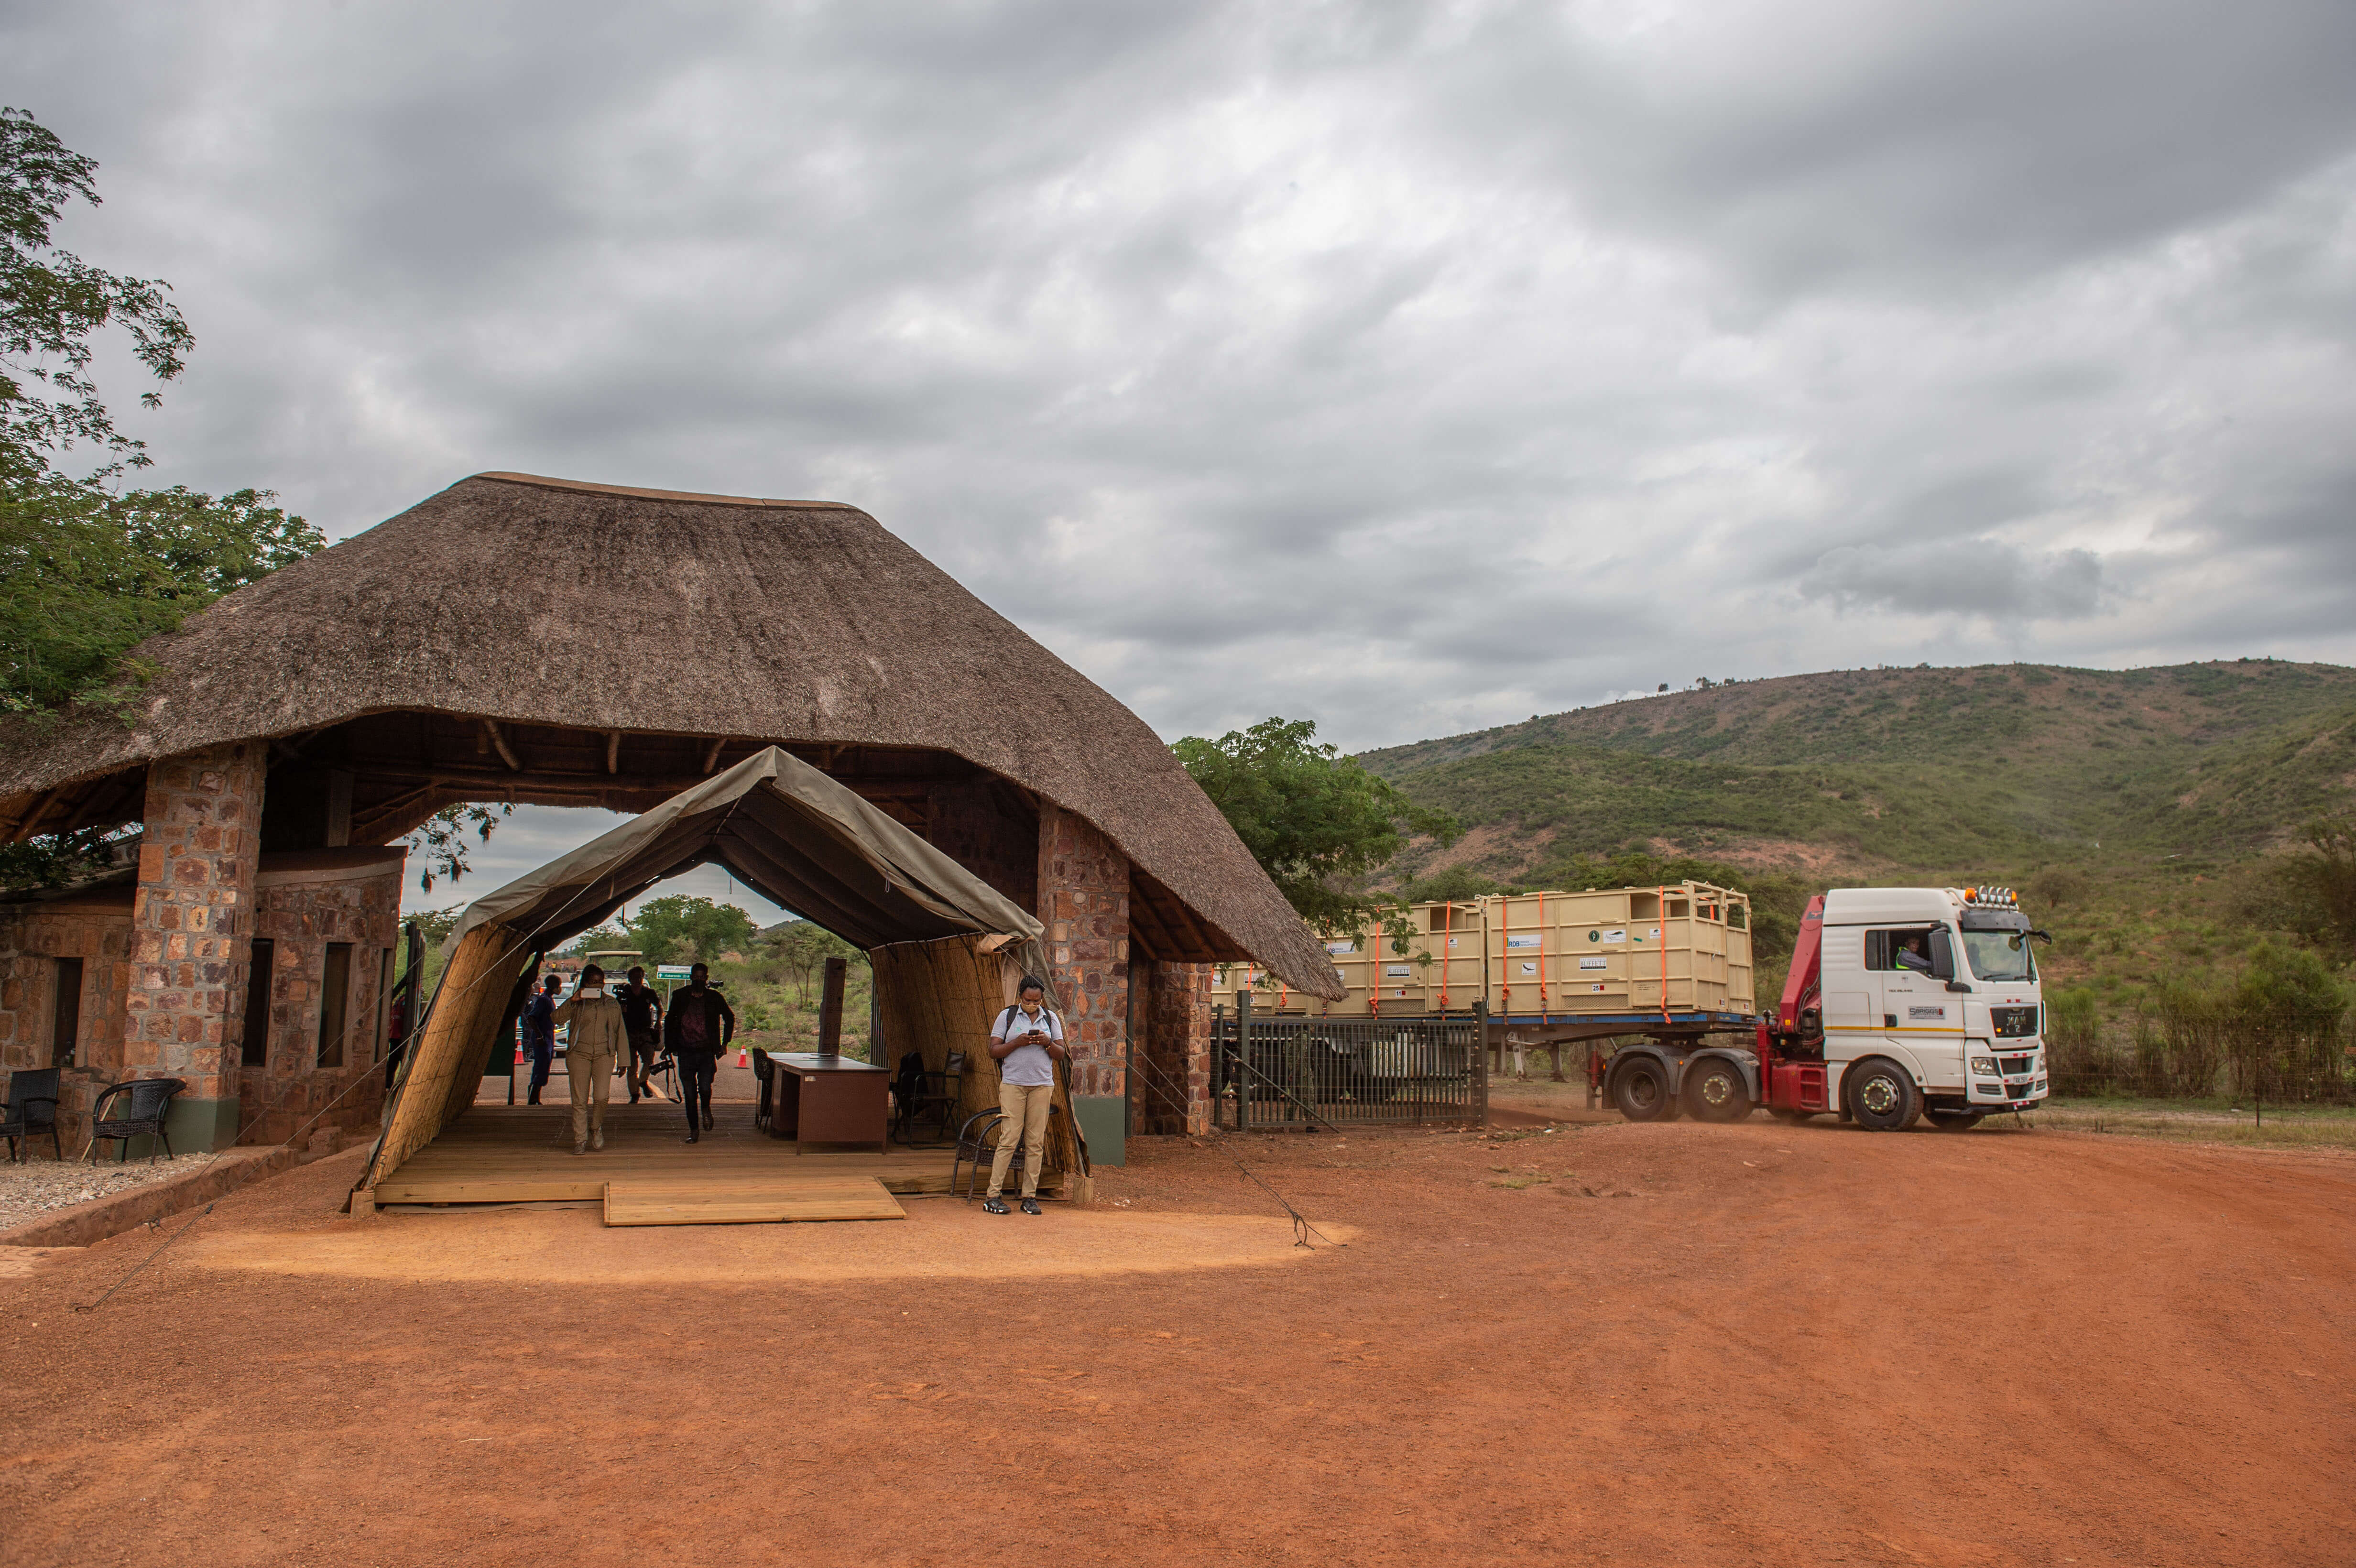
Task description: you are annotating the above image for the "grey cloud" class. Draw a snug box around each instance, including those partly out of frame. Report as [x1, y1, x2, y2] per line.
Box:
[1799, 540, 2104, 620]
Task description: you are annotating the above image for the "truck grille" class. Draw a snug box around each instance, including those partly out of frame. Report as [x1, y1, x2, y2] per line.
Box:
[1999, 1055, 2034, 1076]
[1992, 1006, 2039, 1038]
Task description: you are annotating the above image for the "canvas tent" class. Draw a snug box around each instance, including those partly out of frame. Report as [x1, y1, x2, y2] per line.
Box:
[360, 747, 1070, 1192]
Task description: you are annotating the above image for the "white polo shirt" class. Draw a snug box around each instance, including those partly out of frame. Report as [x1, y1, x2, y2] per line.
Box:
[991, 1002, 1063, 1087]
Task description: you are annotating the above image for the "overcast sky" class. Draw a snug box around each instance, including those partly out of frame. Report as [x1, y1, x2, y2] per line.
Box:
[8, 1, 2354, 910]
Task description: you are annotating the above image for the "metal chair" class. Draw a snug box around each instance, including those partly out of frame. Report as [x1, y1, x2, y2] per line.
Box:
[751, 1047, 775, 1133]
[950, 1100, 1060, 1199]
[2, 1068, 63, 1163]
[87, 1077, 186, 1164]
[892, 1050, 966, 1147]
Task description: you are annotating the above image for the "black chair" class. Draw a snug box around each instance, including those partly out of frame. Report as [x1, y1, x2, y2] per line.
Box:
[87, 1077, 186, 1164]
[893, 1050, 967, 1147]
[950, 1100, 1060, 1199]
[751, 1048, 775, 1133]
[2, 1068, 63, 1164]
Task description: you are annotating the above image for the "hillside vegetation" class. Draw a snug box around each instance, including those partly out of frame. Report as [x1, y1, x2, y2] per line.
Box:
[1357, 660, 2356, 1100]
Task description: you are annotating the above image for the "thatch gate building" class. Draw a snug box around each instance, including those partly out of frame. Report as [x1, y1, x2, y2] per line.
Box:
[0, 473, 1341, 1160]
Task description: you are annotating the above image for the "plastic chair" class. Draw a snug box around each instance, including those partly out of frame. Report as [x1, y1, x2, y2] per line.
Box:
[1, 1068, 63, 1163]
[87, 1077, 186, 1164]
[892, 1050, 966, 1147]
[950, 1100, 1059, 1199]
[751, 1048, 775, 1133]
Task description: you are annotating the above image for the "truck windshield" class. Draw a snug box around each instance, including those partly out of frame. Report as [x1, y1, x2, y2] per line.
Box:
[1961, 930, 2036, 983]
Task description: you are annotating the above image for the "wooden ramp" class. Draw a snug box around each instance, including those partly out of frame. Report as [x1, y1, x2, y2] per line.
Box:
[603, 1175, 905, 1227]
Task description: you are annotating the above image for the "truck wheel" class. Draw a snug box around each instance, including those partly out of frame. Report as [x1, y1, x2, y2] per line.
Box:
[1683, 1058, 1750, 1123]
[1925, 1110, 1984, 1133]
[1610, 1057, 1675, 1122]
[1847, 1060, 1921, 1132]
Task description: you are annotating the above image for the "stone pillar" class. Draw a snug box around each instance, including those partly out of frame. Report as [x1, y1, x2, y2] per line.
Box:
[124, 742, 263, 1152]
[1136, 957, 1213, 1135]
[1037, 801, 1128, 1165]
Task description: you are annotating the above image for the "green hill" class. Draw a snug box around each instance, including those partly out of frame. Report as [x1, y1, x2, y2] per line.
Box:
[1363, 659, 2356, 882]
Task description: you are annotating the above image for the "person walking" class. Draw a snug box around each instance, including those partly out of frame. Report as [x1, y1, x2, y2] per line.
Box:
[551, 964, 627, 1154]
[618, 965, 662, 1105]
[664, 962, 734, 1143]
[523, 974, 560, 1105]
[982, 976, 1066, 1216]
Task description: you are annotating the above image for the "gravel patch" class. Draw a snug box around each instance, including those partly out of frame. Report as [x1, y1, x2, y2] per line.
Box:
[0, 1152, 219, 1232]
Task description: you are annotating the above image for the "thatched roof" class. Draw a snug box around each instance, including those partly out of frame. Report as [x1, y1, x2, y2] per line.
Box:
[0, 472, 1342, 996]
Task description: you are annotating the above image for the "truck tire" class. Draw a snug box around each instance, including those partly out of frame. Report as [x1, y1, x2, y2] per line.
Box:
[1847, 1059, 1921, 1132]
[1925, 1110, 1984, 1133]
[1682, 1058, 1750, 1123]
[1610, 1056, 1676, 1122]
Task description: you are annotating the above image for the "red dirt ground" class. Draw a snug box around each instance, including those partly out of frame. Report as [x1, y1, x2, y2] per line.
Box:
[3, 1117, 2351, 1567]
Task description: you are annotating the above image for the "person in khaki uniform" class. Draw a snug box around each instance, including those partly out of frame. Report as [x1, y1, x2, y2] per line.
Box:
[552, 963, 628, 1154]
[982, 977, 1066, 1215]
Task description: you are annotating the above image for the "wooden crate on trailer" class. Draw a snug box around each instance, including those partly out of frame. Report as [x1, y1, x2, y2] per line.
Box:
[1211, 901, 1487, 1019]
[1481, 881, 1753, 1018]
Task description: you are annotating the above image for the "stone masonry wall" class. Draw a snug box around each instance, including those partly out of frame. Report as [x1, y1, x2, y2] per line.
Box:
[1036, 802, 1128, 1100]
[124, 743, 264, 1131]
[1135, 956, 1213, 1135]
[0, 894, 133, 1152]
[236, 850, 403, 1146]
[926, 779, 1038, 913]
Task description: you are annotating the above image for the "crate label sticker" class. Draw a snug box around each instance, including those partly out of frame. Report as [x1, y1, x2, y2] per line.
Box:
[1519, 962, 1537, 975]
[1579, 956, 1607, 970]
[1590, 983, 1606, 993]
[1325, 941, 1355, 955]
[1907, 1005, 1946, 1020]
[1506, 934, 1542, 950]
[1446, 936, 1459, 948]
[1395, 988, 1410, 997]
[1601, 929, 1627, 944]
[1384, 965, 1411, 978]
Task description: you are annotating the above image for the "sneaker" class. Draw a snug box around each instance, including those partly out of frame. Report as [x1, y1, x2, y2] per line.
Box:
[702, 1111, 715, 1131]
[590, 1130, 604, 1151]
[628, 1094, 640, 1105]
[573, 1141, 588, 1156]
[1020, 1198, 1042, 1216]
[982, 1197, 1009, 1215]
[683, 1132, 700, 1144]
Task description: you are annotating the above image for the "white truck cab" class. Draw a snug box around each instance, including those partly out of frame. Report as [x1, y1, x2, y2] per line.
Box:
[1817, 886, 2048, 1130]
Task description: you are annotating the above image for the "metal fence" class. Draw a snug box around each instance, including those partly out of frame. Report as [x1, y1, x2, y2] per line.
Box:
[1214, 1001, 1488, 1130]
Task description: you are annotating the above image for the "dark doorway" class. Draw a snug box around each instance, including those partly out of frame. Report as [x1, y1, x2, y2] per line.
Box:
[318, 942, 352, 1068]
[51, 958, 82, 1069]
[242, 939, 276, 1067]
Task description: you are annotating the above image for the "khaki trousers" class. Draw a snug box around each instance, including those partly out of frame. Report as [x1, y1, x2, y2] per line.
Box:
[987, 1082, 1054, 1198]
[569, 1046, 618, 1146]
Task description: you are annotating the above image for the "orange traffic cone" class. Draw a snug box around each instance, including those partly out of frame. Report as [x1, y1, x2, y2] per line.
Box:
[737, 1046, 748, 1068]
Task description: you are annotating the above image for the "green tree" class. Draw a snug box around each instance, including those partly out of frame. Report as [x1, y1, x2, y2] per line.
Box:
[1174, 716, 1459, 936]
[767, 918, 864, 1007]
[2281, 817, 2356, 955]
[625, 895, 758, 965]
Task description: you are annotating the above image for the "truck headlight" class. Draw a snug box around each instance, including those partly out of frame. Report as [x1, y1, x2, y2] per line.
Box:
[1970, 1057, 1998, 1076]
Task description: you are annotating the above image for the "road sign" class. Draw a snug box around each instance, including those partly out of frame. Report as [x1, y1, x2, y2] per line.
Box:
[655, 964, 694, 980]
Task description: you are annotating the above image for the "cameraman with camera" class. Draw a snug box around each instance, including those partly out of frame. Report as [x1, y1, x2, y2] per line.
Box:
[982, 976, 1066, 1215]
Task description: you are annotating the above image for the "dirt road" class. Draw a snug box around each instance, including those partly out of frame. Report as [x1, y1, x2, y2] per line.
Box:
[4, 1118, 2350, 1566]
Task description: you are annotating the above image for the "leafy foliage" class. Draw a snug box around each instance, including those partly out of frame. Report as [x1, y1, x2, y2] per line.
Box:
[0, 107, 192, 485]
[405, 802, 513, 894]
[622, 895, 759, 965]
[1175, 716, 1458, 937]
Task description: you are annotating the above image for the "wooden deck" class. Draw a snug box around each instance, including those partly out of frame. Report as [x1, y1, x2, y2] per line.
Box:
[372, 1103, 1056, 1209]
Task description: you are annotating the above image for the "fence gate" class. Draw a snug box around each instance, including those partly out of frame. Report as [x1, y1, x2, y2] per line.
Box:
[1214, 998, 1488, 1130]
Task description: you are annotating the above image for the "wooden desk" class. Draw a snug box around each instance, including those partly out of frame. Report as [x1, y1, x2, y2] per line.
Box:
[766, 1053, 891, 1154]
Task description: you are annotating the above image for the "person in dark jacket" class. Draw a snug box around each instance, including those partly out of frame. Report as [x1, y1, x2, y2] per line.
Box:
[619, 965, 662, 1104]
[523, 974, 561, 1105]
[664, 962, 734, 1142]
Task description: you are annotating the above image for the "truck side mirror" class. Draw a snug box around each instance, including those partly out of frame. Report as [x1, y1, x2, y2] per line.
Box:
[1928, 929, 1956, 981]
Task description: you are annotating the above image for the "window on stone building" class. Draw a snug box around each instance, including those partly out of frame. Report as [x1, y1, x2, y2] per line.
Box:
[241, 940, 275, 1068]
[51, 958, 83, 1069]
[318, 942, 353, 1069]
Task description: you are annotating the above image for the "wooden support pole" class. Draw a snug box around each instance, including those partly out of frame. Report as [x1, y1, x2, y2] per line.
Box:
[817, 956, 847, 1056]
[700, 737, 726, 773]
[606, 730, 621, 774]
[480, 719, 522, 771]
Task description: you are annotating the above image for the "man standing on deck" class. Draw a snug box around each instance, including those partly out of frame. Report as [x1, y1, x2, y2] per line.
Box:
[619, 965, 662, 1104]
[523, 973, 560, 1105]
[664, 962, 734, 1143]
[982, 976, 1066, 1216]
[552, 963, 627, 1155]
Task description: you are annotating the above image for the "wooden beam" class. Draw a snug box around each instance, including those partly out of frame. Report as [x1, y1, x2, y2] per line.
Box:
[480, 719, 522, 772]
[700, 737, 726, 773]
[8, 788, 65, 845]
[606, 731, 621, 774]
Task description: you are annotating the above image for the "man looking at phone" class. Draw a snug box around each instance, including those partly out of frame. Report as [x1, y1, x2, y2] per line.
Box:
[983, 976, 1066, 1215]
